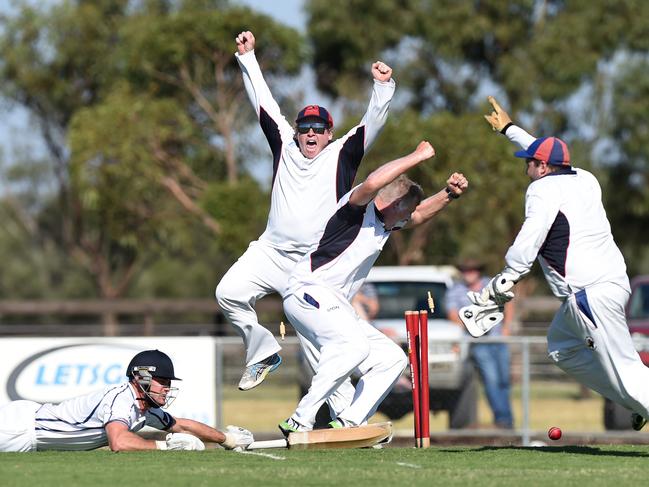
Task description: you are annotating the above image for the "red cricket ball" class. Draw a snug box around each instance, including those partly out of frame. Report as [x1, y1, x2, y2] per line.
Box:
[548, 426, 562, 440]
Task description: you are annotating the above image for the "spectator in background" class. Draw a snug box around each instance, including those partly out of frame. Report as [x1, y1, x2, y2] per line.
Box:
[445, 259, 514, 429]
[351, 282, 380, 322]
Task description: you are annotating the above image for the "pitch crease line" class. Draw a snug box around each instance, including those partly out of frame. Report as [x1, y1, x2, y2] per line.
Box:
[396, 462, 421, 469]
[237, 450, 285, 460]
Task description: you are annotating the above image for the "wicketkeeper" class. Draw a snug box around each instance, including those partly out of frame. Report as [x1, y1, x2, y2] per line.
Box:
[0, 350, 253, 452]
[465, 96, 649, 430]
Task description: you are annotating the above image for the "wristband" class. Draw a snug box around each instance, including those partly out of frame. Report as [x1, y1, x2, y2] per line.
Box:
[500, 122, 513, 135]
[445, 187, 460, 200]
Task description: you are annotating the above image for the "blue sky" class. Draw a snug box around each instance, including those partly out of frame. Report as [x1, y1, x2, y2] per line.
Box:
[238, 0, 305, 31]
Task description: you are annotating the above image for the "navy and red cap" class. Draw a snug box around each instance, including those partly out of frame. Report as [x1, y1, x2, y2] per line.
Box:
[295, 105, 333, 128]
[514, 137, 571, 166]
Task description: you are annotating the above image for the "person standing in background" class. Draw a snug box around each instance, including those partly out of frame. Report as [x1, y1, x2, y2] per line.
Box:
[351, 282, 380, 322]
[446, 258, 514, 429]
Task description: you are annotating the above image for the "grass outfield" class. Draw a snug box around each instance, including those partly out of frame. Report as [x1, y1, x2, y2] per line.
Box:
[2, 445, 648, 487]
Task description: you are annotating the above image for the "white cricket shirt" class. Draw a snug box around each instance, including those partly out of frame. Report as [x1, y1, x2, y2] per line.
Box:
[503, 125, 630, 298]
[34, 382, 174, 451]
[287, 190, 393, 300]
[236, 50, 395, 253]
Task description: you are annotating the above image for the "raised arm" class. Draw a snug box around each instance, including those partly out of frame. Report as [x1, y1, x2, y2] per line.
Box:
[332, 61, 396, 201]
[349, 141, 434, 207]
[357, 61, 396, 149]
[484, 96, 536, 150]
[235, 30, 295, 147]
[409, 172, 468, 227]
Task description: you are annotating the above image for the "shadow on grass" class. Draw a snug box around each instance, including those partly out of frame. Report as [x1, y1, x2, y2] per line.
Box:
[441, 446, 649, 458]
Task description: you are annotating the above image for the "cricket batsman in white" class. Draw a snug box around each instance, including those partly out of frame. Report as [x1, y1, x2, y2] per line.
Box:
[279, 141, 468, 433]
[0, 350, 253, 452]
[215, 30, 396, 410]
[469, 96, 649, 430]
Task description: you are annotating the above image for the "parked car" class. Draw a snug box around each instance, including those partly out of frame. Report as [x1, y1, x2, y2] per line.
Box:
[298, 265, 478, 429]
[604, 275, 649, 430]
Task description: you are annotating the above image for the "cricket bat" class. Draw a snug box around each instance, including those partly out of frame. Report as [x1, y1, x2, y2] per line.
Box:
[246, 422, 393, 450]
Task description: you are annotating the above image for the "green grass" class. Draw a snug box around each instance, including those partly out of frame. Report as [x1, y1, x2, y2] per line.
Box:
[2, 445, 649, 487]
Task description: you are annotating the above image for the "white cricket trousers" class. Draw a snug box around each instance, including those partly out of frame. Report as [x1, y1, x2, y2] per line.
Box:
[0, 401, 40, 452]
[216, 240, 296, 365]
[547, 282, 649, 418]
[216, 240, 354, 415]
[284, 285, 408, 428]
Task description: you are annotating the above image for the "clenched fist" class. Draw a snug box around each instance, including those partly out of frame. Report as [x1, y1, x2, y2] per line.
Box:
[414, 141, 435, 161]
[446, 172, 468, 198]
[235, 30, 255, 55]
[372, 61, 392, 82]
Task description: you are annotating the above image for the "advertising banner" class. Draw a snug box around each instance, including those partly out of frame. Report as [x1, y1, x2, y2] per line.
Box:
[0, 337, 216, 426]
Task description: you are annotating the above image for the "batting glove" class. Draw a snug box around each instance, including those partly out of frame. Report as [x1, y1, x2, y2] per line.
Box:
[156, 432, 205, 451]
[221, 425, 254, 450]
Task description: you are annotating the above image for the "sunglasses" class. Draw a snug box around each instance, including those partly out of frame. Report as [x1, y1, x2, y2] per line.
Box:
[297, 122, 328, 134]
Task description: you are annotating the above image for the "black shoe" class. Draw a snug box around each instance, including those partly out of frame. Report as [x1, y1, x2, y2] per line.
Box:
[632, 412, 647, 431]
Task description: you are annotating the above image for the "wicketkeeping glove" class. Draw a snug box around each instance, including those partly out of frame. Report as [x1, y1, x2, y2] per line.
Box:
[469, 271, 519, 307]
[221, 425, 254, 450]
[484, 96, 513, 133]
[156, 432, 205, 451]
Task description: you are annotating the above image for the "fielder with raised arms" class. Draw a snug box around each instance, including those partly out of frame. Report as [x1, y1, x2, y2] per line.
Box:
[216, 30, 396, 407]
[0, 350, 253, 452]
[279, 141, 468, 433]
[470, 96, 649, 430]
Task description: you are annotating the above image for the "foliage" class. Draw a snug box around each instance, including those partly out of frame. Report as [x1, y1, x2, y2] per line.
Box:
[0, 1, 302, 300]
[2, 0, 649, 304]
[306, 0, 649, 274]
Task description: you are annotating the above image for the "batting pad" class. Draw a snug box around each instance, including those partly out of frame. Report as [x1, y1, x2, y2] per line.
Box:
[459, 304, 504, 338]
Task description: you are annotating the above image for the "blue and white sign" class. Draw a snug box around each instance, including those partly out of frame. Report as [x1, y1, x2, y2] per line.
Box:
[0, 337, 216, 426]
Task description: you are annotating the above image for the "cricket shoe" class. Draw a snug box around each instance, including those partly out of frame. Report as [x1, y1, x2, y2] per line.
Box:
[632, 412, 647, 431]
[278, 418, 308, 437]
[327, 418, 353, 429]
[238, 353, 282, 391]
